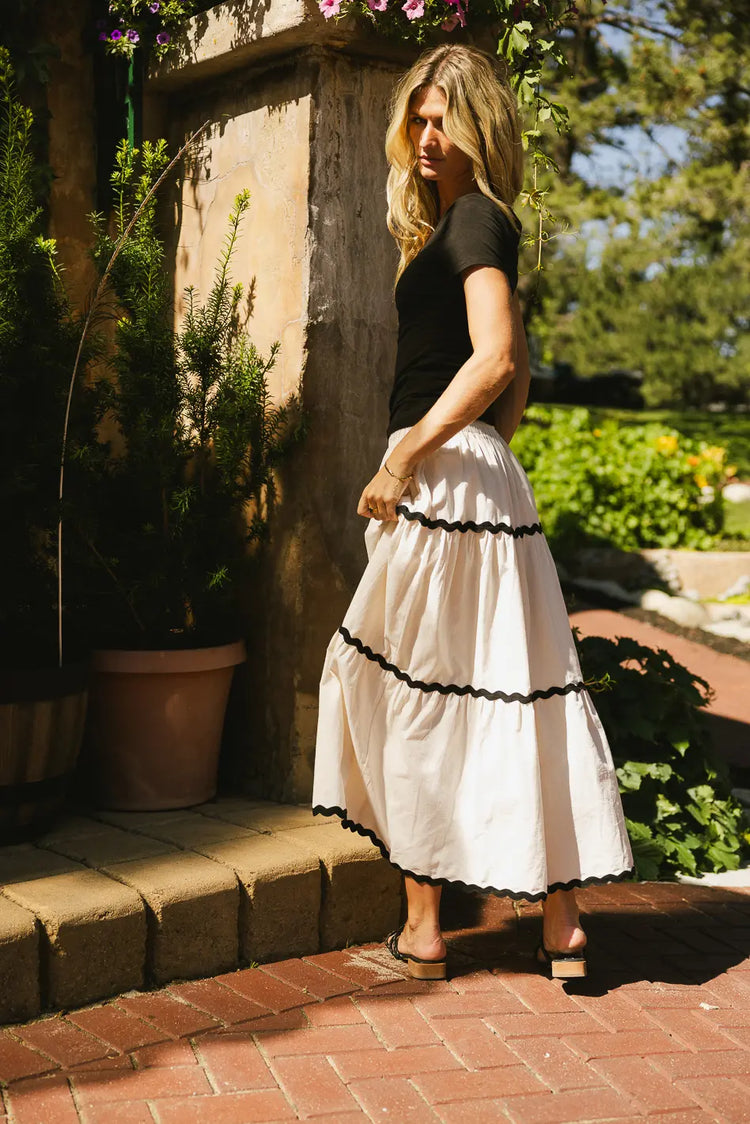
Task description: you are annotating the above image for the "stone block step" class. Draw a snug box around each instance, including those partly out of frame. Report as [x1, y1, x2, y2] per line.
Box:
[0, 800, 403, 1025]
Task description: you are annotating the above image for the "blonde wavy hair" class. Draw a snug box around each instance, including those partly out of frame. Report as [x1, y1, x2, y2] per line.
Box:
[385, 44, 524, 284]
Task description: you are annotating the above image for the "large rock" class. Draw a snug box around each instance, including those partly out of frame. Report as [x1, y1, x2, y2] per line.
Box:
[723, 482, 750, 504]
[639, 589, 710, 629]
[640, 549, 750, 601]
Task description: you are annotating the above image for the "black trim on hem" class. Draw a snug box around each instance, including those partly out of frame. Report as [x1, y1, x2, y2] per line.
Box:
[338, 627, 586, 704]
[396, 505, 543, 538]
[312, 804, 636, 902]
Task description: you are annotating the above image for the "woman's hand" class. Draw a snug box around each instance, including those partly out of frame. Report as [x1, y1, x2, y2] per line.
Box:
[357, 463, 414, 521]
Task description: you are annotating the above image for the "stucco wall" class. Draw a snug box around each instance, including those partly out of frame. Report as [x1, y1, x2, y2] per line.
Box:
[242, 49, 403, 801]
[43, 0, 98, 311]
[154, 36, 406, 800]
[169, 60, 312, 402]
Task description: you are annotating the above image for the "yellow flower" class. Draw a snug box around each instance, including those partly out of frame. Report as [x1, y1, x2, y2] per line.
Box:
[703, 445, 726, 463]
[656, 434, 679, 454]
[726, 464, 738, 477]
[694, 474, 708, 489]
[686, 455, 700, 467]
[593, 428, 602, 437]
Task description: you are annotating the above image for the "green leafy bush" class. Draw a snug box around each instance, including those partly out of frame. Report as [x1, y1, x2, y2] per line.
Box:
[577, 632, 750, 881]
[512, 406, 732, 557]
[588, 406, 750, 482]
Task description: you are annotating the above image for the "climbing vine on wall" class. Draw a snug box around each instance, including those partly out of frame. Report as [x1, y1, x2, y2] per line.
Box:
[90, 0, 589, 264]
[318, 0, 583, 265]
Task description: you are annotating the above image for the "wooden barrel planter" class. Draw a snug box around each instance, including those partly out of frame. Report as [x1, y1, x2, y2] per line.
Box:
[0, 664, 89, 844]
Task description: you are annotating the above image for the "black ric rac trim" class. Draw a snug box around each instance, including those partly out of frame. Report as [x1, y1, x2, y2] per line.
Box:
[312, 805, 636, 902]
[396, 504, 543, 538]
[338, 627, 586, 704]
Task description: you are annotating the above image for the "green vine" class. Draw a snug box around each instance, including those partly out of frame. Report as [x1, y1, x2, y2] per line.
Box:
[320, 0, 579, 265]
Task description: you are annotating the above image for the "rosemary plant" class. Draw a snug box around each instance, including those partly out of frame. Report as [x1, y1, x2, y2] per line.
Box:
[86, 140, 301, 648]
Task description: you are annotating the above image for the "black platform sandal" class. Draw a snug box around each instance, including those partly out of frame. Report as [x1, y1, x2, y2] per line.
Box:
[385, 924, 448, 980]
[535, 941, 587, 979]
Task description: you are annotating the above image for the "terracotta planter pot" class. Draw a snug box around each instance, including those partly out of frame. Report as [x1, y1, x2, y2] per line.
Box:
[84, 640, 246, 811]
[0, 664, 88, 843]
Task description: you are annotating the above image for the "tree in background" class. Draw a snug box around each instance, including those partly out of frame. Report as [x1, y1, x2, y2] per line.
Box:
[529, 0, 749, 408]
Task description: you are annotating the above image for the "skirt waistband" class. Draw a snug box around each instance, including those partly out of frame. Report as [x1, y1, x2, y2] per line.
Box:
[387, 419, 504, 451]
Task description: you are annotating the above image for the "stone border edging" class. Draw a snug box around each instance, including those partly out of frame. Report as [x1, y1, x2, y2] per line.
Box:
[0, 799, 403, 1025]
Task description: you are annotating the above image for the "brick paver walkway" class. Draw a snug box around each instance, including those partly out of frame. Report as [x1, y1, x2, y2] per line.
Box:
[2, 881, 750, 1122]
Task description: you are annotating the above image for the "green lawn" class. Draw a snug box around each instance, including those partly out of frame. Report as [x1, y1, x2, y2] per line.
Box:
[725, 498, 750, 542]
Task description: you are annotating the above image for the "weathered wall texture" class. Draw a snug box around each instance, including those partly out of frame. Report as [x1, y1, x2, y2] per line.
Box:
[42, 0, 98, 310]
[148, 7, 412, 801]
[170, 64, 312, 402]
[243, 50, 404, 802]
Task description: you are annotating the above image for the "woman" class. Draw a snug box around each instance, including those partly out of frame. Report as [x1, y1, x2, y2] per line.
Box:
[312, 43, 634, 981]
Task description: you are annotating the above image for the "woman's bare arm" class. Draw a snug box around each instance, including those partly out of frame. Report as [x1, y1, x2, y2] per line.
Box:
[493, 292, 530, 444]
[357, 264, 517, 521]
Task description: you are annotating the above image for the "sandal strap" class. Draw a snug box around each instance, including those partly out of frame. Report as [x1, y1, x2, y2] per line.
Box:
[537, 941, 586, 962]
[386, 926, 447, 967]
[385, 926, 408, 963]
[406, 950, 448, 966]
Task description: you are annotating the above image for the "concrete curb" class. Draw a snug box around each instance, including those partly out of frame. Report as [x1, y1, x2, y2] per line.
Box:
[0, 800, 404, 1025]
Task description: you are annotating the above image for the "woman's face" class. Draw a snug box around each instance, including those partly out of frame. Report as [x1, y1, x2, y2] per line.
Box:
[407, 84, 474, 190]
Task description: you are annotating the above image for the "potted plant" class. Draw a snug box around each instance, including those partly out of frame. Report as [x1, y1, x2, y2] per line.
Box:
[78, 139, 300, 811]
[0, 48, 93, 841]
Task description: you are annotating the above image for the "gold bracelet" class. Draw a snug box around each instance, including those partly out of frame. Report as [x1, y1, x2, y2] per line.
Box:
[384, 460, 413, 483]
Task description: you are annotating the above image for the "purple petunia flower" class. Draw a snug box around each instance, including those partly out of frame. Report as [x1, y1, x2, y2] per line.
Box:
[110, 28, 123, 39]
[155, 30, 171, 43]
[367, 0, 388, 10]
[98, 30, 109, 39]
[318, 0, 342, 16]
[149, 1, 160, 11]
[126, 28, 140, 41]
[402, 0, 424, 18]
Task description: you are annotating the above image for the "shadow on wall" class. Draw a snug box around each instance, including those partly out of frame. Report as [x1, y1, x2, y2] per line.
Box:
[177, 0, 277, 68]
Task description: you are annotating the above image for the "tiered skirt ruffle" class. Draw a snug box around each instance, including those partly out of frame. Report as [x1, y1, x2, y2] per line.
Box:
[312, 421, 634, 900]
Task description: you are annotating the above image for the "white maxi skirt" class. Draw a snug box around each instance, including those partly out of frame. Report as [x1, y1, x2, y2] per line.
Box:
[312, 420, 634, 900]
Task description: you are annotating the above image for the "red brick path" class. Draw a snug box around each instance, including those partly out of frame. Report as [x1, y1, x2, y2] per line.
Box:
[2, 881, 750, 1122]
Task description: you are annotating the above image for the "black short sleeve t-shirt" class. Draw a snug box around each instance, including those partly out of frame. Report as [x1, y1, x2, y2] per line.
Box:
[387, 192, 520, 436]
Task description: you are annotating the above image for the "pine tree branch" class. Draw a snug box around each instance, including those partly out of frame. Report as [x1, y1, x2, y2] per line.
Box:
[595, 11, 683, 44]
